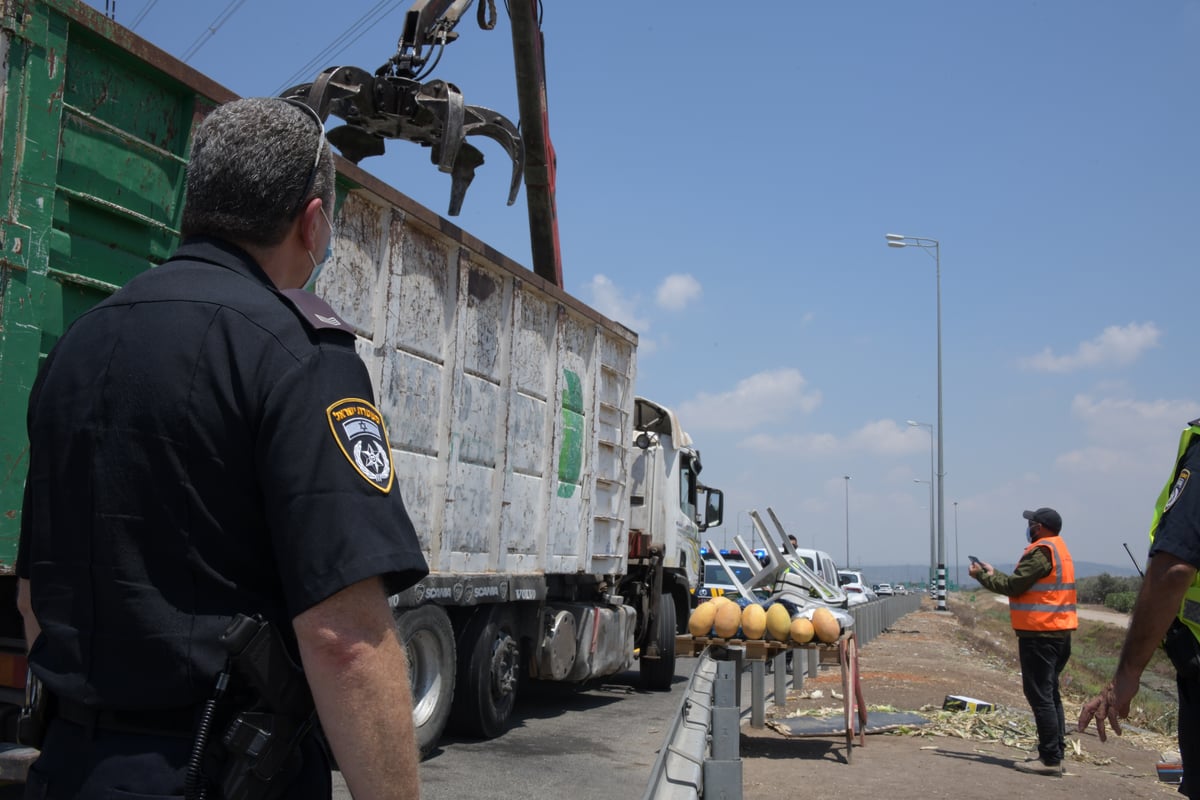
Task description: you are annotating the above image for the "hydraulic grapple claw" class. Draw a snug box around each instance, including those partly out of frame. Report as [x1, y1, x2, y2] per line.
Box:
[281, 66, 524, 216]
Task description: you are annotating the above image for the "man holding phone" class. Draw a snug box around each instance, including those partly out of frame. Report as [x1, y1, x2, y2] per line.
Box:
[969, 507, 1077, 776]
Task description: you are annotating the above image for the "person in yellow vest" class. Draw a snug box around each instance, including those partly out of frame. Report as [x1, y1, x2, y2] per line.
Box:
[969, 507, 1076, 776]
[1079, 419, 1200, 799]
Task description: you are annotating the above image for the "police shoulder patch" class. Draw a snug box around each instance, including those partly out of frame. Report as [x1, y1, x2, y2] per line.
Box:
[327, 398, 393, 493]
[1166, 468, 1191, 513]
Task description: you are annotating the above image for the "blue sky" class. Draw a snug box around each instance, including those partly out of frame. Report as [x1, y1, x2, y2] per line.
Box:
[89, 1, 1200, 577]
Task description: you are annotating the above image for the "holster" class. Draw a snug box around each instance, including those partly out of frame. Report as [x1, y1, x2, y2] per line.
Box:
[191, 615, 316, 800]
[16, 668, 52, 748]
[1163, 619, 1200, 682]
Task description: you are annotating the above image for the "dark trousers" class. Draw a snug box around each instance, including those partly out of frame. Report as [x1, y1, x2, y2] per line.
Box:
[1018, 634, 1071, 764]
[1178, 670, 1200, 799]
[24, 717, 332, 800]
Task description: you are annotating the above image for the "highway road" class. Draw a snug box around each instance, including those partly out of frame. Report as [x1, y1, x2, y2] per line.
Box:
[333, 655, 701, 799]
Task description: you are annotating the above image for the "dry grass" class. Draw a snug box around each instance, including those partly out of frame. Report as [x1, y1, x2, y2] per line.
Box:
[948, 592, 1178, 736]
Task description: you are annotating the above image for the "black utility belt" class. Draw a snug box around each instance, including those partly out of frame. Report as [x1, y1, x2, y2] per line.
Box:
[57, 699, 197, 738]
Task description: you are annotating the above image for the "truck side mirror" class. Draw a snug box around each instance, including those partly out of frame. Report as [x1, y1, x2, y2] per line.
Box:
[700, 488, 724, 531]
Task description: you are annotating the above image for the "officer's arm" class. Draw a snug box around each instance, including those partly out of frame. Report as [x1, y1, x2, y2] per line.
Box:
[16, 579, 40, 651]
[294, 576, 420, 799]
[1114, 551, 1193, 705]
[1079, 550, 1194, 740]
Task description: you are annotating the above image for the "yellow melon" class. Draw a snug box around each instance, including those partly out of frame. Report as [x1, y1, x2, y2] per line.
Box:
[688, 601, 718, 637]
[790, 617, 815, 644]
[765, 603, 792, 641]
[712, 601, 742, 639]
[740, 604, 767, 640]
[812, 606, 840, 643]
[709, 595, 734, 612]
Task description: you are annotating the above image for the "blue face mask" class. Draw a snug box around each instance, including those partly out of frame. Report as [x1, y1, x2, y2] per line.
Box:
[305, 208, 334, 292]
[1026, 525, 1035, 543]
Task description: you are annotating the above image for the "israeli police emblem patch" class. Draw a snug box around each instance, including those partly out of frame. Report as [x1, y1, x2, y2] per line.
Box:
[1166, 468, 1190, 513]
[327, 398, 394, 493]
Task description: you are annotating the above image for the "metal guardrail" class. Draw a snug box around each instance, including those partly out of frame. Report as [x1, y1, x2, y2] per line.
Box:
[641, 650, 717, 800]
[643, 594, 924, 799]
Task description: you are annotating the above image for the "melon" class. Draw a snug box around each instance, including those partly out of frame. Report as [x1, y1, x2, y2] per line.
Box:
[789, 617, 815, 644]
[708, 595, 734, 614]
[740, 604, 767, 640]
[812, 606, 840, 643]
[688, 601, 718, 637]
[765, 603, 792, 641]
[712, 600, 742, 639]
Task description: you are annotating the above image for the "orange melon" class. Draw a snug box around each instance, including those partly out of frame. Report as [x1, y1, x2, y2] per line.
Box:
[713, 601, 742, 639]
[790, 617, 815, 644]
[812, 606, 840, 643]
[740, 604, 767, 640]
[688, 601, 718, 637]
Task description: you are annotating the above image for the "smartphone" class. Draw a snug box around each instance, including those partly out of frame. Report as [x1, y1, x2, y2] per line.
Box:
[968, 555, 982, 565]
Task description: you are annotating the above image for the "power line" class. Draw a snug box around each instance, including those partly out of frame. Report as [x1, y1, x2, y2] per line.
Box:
[274, 0, 409, 95]
[181, 0, 249, 63]
[129, 0, 158, 30]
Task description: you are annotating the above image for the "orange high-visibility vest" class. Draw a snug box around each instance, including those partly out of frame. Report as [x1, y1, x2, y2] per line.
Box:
[1009, 535, 1077, 632]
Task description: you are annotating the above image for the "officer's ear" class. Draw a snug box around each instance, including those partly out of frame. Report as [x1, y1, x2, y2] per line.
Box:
[298, 197, 325, 253]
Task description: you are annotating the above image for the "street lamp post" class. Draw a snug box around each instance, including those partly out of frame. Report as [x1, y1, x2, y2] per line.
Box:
[907, 420, 935, 590]
[843, 475, 851, 568]
[954, 500, 960, 590]
[888, 233, 946, 611]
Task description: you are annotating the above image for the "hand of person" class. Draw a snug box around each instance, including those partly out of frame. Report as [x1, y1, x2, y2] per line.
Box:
[1077, 681, 1130, 742]
[968, 562, 982, 579]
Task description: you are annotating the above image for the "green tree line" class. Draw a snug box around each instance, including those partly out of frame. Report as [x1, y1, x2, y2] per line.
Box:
[1077, 573, 1142, 614]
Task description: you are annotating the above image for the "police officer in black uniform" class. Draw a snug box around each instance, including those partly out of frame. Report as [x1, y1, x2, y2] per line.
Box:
[1079, 419, 1200, 797]
[16, 97, 428, 799]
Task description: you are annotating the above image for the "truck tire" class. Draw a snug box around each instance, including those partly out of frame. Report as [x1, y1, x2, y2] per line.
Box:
[394, 604, 456, 758]
[449, 605, 520, 739]
[640, 593, 677, 691]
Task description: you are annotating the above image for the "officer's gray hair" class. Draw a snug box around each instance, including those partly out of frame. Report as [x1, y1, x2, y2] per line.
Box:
[181, 97, 335, 247]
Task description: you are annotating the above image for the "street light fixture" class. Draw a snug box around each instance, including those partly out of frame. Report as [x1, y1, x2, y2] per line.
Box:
[907, 420, 935, 590]
[888, 233, 946, 611]
[843, 475, 851, 568]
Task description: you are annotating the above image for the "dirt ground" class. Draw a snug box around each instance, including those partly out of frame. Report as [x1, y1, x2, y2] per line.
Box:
[740, 601, 1183, 800]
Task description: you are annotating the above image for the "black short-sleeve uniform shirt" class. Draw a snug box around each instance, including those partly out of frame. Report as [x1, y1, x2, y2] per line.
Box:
[17, 237, 428, 710]
[1150, 437, 1200, 570]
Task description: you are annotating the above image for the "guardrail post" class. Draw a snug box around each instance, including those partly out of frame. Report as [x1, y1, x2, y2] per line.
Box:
[772, 653, 787, 708]
[705, 659, 743, 799]
[750, 660, 765, 728]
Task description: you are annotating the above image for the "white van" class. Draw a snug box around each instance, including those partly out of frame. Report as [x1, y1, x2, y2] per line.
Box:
[792, 548, 840, 590]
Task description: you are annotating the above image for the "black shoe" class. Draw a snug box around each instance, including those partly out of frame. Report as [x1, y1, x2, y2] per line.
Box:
[1013, 758, 1062, 776]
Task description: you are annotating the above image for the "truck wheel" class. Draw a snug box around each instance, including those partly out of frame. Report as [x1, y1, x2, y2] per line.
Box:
[449, 605, 520, 739]
[640, 593, 677, 691]
[394, 605, 456, 758]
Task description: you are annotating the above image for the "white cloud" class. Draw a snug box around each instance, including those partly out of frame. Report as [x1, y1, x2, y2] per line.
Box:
[678, 369, 821, 432]
[739, 418, 931, 458]
[1021, 322, 1161, 373]
[655, 274, 702, 311]
[1055, 394, 1200, 476]
[739, 431, 839, 454]
[585, 274, 649, 332]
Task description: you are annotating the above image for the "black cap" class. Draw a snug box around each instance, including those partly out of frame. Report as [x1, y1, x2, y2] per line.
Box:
[1023, 507, 1062, 533]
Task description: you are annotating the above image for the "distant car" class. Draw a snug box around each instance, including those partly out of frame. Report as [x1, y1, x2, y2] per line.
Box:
[876, 582, 894, 597]
[894, 583, 909, 595]
[838, 570, 877, 602]
[841, 582, 871, 607]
